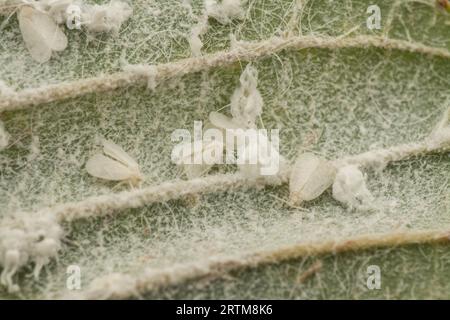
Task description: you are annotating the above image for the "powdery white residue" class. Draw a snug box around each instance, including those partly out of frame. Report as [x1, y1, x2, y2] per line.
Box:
[0, 212, 63, 293]
[44, 0, 76, 25]
[188, 13, 209, 57]
[81, 273, 138, 299]
[83, 0, 133, 35]
[332, 165, 374, 211]
[230, 64, 263, 128]
[205, 0, 245, 24]
[123, 64, 159, 91]
[187, 0, 245, 56]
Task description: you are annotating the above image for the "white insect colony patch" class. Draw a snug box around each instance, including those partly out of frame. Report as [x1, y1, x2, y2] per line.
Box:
[172, 123, 282, 178]
[210, 64, 262, 130]
[2, 0, 132, 62]
[0, 212, 62, 293]
[2, 0, 450, 300]
[86, 139, 143, 188]
[171, 64, 284, 179]
[219, 65, 283, 179]
[172, 138, 224, 179]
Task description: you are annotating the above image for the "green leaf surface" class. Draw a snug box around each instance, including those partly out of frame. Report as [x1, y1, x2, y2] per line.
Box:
[0, 0, 450, 299]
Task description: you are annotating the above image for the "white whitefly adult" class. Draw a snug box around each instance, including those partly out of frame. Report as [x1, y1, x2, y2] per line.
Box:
[209, 111, 243, 130]
[332, 165, 374, 210]
[236, 130, 285, 185]
[172, 139, 224, 179]
[17, 4, 68, 62]
[289, 152, 336, 206]
[86, 139, 143, 187]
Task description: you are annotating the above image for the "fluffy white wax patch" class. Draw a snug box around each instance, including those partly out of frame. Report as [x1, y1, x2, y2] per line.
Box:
[0, 120, 10, 151]
[205, 0, 245, 24]
[332, 165, 374, 210]
[123, 64, 158, 91]
[0, 212, 63, 293]
[39, 0, 75, 24]
[188, 14, 209, 57]
[187, 0, 245, 55]
[230, 64, 263, 129]
[82, 0, 132, 34]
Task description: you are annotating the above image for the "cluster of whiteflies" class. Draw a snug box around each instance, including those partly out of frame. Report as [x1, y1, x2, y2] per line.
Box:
[5, 0, 132, 62]
[172, 64, 286, 184]
[289, 153, 375, 211]
[0, 212, 63, 293]
[85, 62, 450, 212]
[85, 64, 285, 186]
[289, 107, 450, 210]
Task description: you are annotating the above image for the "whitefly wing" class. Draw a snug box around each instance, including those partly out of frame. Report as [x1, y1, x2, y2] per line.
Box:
[86, 154, 134, 181]
[102, 139, 139, 169]
[209, 112, 242, 130]
[29, 6, 67, 51]
[18, 6, 53, 62]
[289, 153, 336, 204]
